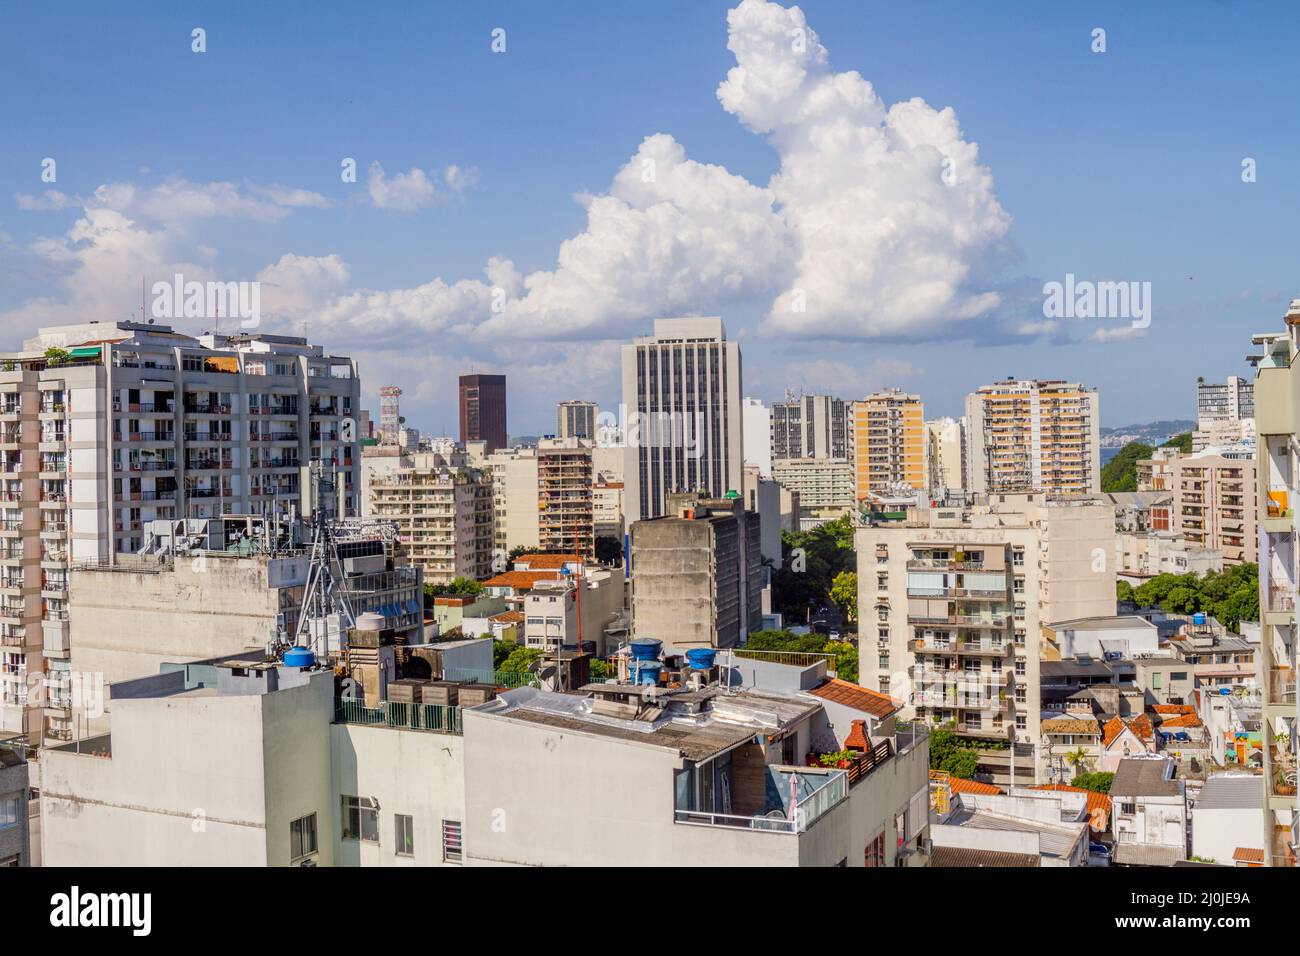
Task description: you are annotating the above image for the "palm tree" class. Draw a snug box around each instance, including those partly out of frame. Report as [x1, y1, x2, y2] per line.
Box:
[1066, 746, 1091, 780]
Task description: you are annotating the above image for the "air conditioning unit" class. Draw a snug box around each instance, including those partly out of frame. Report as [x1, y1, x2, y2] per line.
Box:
[298, 857, 317, 868]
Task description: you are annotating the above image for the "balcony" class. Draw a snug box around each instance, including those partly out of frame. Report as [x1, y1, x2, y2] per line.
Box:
[674, 765, 847, 834]
[910, 636, 1012, 657]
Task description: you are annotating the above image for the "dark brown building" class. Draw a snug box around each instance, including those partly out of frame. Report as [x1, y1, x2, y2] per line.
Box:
[459, 373, 508, 452]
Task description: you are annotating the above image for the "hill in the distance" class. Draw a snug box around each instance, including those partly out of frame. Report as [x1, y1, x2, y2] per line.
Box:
[1100, 419, 1196, 449]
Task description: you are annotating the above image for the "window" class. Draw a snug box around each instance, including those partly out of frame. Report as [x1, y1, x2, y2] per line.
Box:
[395, 814, 415, 857]
[1171, 672, 1188, 682]
[441, 820, 463, 863]
[290, 813, 317, 861]
[1015, 715, 1026, 730]
[0, 796, 20, 831]
[341, 796, 378, 842]
[865, 831, 886, 867]
[1120, 802, 1136, 815]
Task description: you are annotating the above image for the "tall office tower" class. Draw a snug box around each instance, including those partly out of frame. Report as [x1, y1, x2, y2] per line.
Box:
[537, 437, 594, 556]
[1250, 301, 1300, 866]
[0, 321, 361, 742]
[857, 494, 1116, 783]
[458, 373, 507, 453]
[853, 389, 926, 498]
[771, 393, 852, 461]
[1195, 375, 1256, 452]
[621, 317, 743, 524]
[925, 417, 966, 495]
[556, 400, 598, 441]
[964, 379, 1101, 496]
[741, 397, 772, 478]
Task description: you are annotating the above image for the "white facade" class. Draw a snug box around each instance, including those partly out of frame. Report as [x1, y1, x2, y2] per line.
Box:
[741, 397, 772, 477]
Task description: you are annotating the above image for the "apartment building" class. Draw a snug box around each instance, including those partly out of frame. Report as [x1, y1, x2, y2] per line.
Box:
[1253, 310, 1300, 866]
[462, 670, 931, 867]
[856, 495, 1116, 777]
[593, 475, 624, 541]
[0, 322, 359, 742]
[771, 457, 855, 513]
[458, 374, 507, 453]
[485, 446, 540, 556]
[741, 397, 772, 477]
[964, 380, 1100, 495]
[771, 393, 852, 461]
[537, 438, 594, 557]
[0, 739, 30, 867]
[925, 417, 965, 495]
[1169, 452, 1257, 565]
[621, 317, 743, 524]
[556, 400, 597, 441]
[629, 492, 761, 651]
[1195, 375, 1254, 452]
[521, 568, 624, 656]
[369, 466, 493, 584]
[853, 389, 925, 498]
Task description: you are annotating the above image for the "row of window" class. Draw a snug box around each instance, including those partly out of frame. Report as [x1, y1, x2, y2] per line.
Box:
[309, 799, 462, 863]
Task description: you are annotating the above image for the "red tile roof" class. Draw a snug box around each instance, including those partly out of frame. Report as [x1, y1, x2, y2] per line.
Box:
[1031, 783, 1112, 831]
[512, 553, 583, 569]
[1103, 714, 1154, 747]
[1152, 704, 1195, 715]
[807, 678, 901, 719]
[949, 777, 1002, 795]
[482, 570, 560, 590]
[489, 610, 525, 623]
[1156, 712, 1202, 729]
[1232, 847, 1265, 864]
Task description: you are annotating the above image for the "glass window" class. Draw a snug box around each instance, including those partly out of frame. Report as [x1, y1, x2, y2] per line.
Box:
[395, 814, 415, 857]
[441, 820, 463, 863]
[290, 813, 317, 861]
[341, 796, 378, 842]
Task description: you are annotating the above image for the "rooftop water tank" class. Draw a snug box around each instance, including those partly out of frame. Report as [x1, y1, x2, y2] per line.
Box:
[1192, 612, 1207, 626]
[283, 646, 316, 669]
[685, 648, 717, 670]
[630, 638, 662, 661]
[356, 611, 386, 631]
[634, 661, 663, 685]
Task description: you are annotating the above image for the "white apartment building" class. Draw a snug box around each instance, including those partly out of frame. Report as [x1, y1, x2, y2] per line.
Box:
[741, 397, 772, 477]
[485, 446, 540, 556]
[964, 380, 1100, 495]
[1196, 375, 1254, 453]
[621, 317, 743, 524]
[771, 457, 855, 511]
[856, 495, 1116, 778]
[925, 417, 965, 494]
[521, 568, 624, 656]
[1169, 452, 1257, 565]
[0, 322, 360, 742]
[368, 467, 493, 584]
[1251, 309, 1300, 866]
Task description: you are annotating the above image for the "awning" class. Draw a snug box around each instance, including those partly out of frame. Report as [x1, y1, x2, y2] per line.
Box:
[68, 346, 102, 359]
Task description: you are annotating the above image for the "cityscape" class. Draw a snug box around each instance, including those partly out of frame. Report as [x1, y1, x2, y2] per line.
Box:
[0, 0, 1292, 926]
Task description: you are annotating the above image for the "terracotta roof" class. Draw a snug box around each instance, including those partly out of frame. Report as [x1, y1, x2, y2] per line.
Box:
[1232, 847, 1265, 864]
[1157, 712, 1202, 729]
[512, 553, 582, 569]
[807, 678, 901, 719]
[1103, 714, 1154, 747]
[482, 570, 559, 590]
[489, 610, 525, 623]
[1041, 717, 1101, 735]
[1152, 704, 1195, 715]
[1031, 783, 1112, 831]
[948, 777, 1002, 795]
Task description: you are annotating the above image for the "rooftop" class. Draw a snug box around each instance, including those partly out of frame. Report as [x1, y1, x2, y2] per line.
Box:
[1196, 773, 1264, 812]
[1111, 758, 1181, 798]
[806, 677, 901, 719]
[930, 846, 1039, 867]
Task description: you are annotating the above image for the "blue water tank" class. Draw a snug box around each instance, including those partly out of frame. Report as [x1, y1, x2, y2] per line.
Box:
[634, 661, 663, 685]
[283, 646, 316, 668]
[686, 648, 717, 670]
[630, 638, 662, 661]
[1219, 686, 1231, 696]
[1192, 612, 1207, 626]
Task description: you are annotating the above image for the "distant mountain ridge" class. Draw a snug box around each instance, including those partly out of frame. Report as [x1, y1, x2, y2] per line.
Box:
[1099, 419, 1195, 449]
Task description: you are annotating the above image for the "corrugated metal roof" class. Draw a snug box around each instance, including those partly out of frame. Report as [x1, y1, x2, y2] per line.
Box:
[1196, 774, 1263, 811]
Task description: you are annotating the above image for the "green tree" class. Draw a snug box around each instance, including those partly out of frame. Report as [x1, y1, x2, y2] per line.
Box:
[829, 571, 858, 623]
[1116, 580, 1134, 604]
[500, 646, 544, 674]
[940, 749, 980, 780]
[44, 347, 70, 368]
[1161, 432, 1193, 453]
[1100, 441, 1154, 492]
[822, 639, 858, 683]
[1071, 771, 1115, 794]
[425, 576, 485, 600]
[589, 657, 613, 680]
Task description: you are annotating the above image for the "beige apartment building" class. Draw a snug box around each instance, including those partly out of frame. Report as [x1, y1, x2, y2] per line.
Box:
[1169, 452, 1257, 565]
[0, 321, 360, 743]
[964, 380, 1100, 495]
[485, 446, 540, 556]
[1250, 304, 1300, 866]
[537, 438, 594, 557]
[853, 390, 925, 499]
[856, 495, 1115, 781]
[925, 417, 965, 495]
[369, 467, 493, 584]
[771, 457, 855, 512]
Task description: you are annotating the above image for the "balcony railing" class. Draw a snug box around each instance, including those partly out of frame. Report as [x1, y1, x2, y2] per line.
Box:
[674, 766, 847, 834]
[334, 697, 462, 734]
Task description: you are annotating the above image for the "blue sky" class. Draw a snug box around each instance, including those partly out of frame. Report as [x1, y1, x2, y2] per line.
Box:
[2, 1, 1297, 434]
